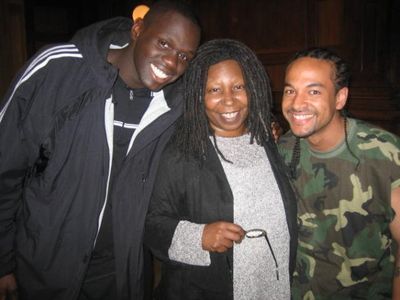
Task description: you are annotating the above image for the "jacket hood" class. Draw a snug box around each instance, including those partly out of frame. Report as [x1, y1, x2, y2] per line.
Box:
[70, 17, 184, 108]
[70, 17, 133, 87]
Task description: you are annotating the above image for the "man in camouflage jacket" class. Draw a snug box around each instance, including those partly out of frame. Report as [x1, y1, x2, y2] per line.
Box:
[278, 48, 400, 300]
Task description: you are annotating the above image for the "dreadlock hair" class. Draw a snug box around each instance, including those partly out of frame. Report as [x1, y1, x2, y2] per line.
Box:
[143, 0, 200, 30]
[173, 38, 274, 162]
[287, 47, 360, 178]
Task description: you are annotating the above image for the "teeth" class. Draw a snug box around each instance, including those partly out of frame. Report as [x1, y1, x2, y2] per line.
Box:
[222, 112, 238, 119]
[293, 114, 313, 120]
[151, 64, 168, 79]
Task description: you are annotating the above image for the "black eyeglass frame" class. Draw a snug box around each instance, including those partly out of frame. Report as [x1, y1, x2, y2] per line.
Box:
[245, 229, 279, 280]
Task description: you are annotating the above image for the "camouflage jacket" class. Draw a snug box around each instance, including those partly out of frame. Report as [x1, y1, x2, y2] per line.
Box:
[278, 118, 400, 300]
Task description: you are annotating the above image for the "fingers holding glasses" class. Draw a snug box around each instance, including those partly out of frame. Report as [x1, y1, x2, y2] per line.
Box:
[202, 221, 245, 253]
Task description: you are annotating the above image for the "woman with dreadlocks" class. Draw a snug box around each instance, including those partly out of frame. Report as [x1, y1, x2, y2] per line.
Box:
[145, 39, 297, 299]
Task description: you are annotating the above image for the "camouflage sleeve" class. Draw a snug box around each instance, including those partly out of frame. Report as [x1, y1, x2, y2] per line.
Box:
[356, 125, 400, 190]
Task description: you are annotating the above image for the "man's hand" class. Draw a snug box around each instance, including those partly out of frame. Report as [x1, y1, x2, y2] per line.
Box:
[390, 187, 400, 300]
[271, 121, 283, 142]
[202, 221, 245, 253]
[0, 274, 17, 300]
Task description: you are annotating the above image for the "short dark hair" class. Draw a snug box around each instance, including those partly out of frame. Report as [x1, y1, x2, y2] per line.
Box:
[144, 0, 200, 30]
[289, 47, 350, 92]
[173, 38, 274, 161]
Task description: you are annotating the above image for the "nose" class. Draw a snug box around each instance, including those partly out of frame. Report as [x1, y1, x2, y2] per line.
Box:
[290, 92, 307, 110]
[162, 51, 179, 71]
[222, 89, 235, 106]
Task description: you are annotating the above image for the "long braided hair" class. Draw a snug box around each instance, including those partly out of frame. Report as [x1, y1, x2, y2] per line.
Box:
[287, 48, 360, 178]
[173, 39, 274, 162]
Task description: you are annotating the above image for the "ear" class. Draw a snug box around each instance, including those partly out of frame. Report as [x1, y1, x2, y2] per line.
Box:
[335, 87, 348, 110]
[131, 18, 144, 40]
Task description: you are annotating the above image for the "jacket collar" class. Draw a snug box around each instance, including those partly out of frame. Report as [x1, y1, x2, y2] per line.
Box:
[71, 17, 133, 89]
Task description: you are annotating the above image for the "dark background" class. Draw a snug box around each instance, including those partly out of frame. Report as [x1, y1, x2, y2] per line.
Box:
[1, 0, 400, 134]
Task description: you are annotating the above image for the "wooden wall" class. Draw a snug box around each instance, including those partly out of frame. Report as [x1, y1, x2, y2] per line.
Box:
[0, 0, 27, 98]
[191, 0, 400, 135]
[1, 0, 399, 135]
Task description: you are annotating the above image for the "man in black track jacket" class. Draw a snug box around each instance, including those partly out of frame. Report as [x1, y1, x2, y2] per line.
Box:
[0, 1, 201, 299]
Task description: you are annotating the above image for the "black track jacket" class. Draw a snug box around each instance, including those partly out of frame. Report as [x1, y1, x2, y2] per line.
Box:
[0, 17, 183, 300]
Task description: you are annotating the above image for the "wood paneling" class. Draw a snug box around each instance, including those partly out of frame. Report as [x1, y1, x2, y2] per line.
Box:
[190, 0, 400, 135]
[0, 0, 27, 98]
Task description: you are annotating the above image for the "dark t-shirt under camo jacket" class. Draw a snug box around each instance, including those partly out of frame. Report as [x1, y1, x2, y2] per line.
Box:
[278, 118, 400, 300]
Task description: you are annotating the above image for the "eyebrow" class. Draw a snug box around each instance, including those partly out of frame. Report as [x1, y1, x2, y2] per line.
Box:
[161, 34, 197, 56]
[306, 83, 324, 88]
[170, 43, 196, 58]
[283, 82, 325, 88]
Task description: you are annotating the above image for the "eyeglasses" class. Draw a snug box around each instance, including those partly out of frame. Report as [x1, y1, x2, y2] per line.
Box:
[245, 229, 279, 280]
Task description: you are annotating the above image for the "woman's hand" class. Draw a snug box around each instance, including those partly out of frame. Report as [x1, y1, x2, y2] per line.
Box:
[202, 221, 245, 253]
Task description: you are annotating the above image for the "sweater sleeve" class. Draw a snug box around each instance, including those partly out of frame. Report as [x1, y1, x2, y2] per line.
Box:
[168, 221, 211, 266]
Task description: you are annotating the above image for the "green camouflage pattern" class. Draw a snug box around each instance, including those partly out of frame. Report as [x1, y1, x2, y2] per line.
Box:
[278, 118, 400, 300]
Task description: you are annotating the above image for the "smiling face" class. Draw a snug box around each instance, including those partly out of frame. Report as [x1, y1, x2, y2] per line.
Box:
[282, 57, 348, 150]
[131, 10, 200, 91]
[204, 59, 249, 137]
